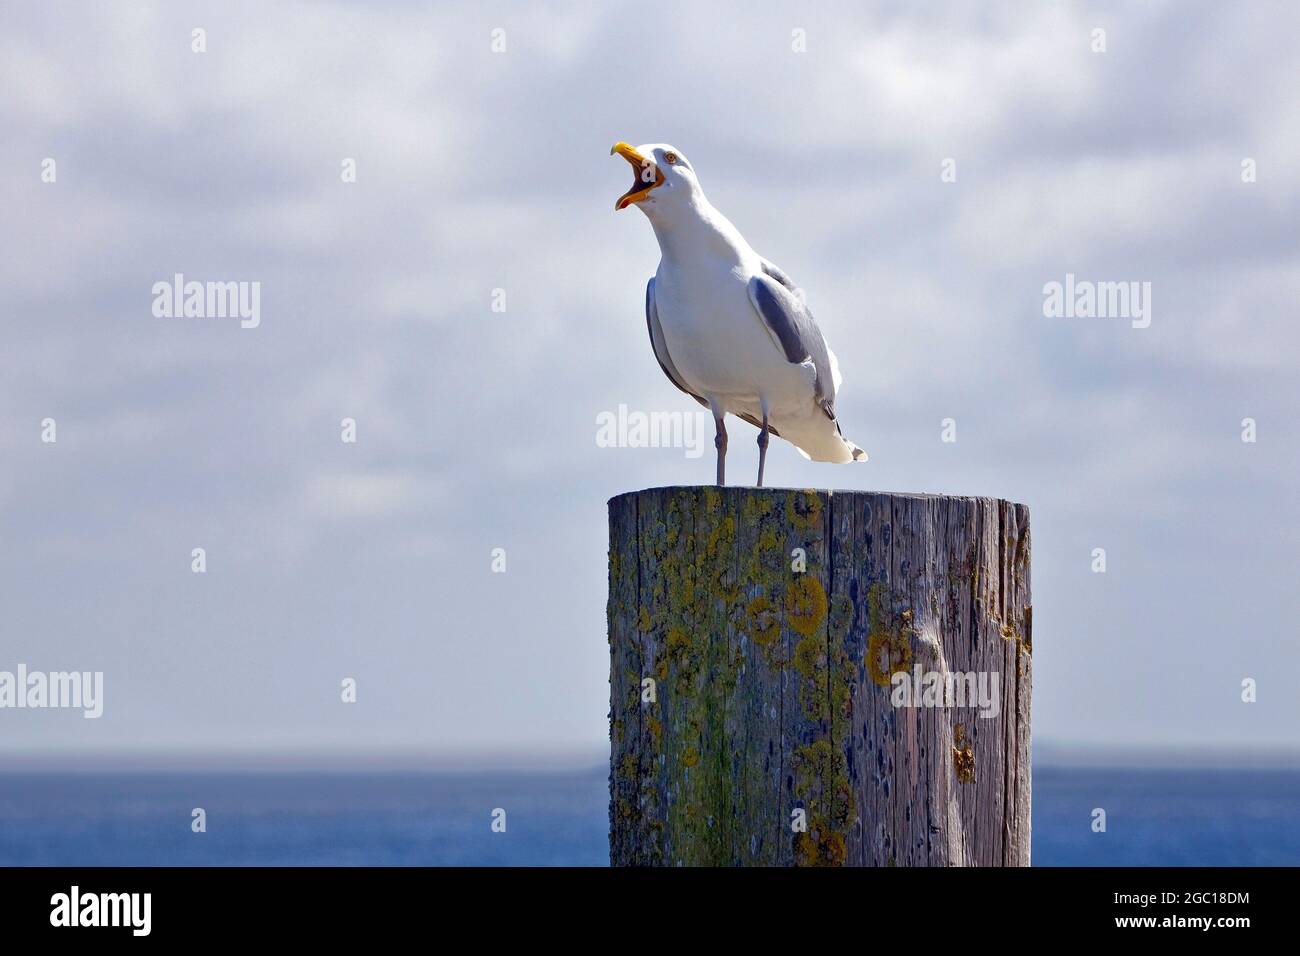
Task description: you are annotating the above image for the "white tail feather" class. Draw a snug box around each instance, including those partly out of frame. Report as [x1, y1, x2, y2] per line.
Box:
[779, 416, 867, 463]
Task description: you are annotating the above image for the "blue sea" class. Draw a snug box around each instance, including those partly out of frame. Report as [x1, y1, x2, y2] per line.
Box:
[1, 766, 1296, 866]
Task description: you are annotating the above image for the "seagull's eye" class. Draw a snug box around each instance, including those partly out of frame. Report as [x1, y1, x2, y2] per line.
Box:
[664, 152, 678, 165]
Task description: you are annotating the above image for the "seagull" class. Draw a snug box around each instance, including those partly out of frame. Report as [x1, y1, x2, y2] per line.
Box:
[611, 141, 867, 487]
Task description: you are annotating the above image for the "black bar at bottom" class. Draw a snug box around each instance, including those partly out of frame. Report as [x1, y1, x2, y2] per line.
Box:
[0, 865, 1286, 940]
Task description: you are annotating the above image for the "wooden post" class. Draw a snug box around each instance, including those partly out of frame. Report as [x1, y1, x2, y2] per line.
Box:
[608, 487, 1031, 866]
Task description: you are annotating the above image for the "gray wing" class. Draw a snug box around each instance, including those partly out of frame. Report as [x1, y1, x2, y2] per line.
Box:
[747, 264, 837, 417]
[646, 278, 707, 408]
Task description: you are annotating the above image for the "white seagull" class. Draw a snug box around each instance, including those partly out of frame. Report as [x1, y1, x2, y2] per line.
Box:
[612, 141, 867, 487]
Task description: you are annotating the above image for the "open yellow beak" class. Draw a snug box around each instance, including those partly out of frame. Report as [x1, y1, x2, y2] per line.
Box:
[611, 141, 664, 211]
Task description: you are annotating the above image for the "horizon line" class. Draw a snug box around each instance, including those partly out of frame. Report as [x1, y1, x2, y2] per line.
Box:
[2, 742, 1299, 772]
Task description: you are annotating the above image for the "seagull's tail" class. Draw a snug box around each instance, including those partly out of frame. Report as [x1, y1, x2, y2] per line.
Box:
[780, 417, 868, 464]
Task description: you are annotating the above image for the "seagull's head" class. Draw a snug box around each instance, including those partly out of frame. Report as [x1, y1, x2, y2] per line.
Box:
[610, 141, 703, 214]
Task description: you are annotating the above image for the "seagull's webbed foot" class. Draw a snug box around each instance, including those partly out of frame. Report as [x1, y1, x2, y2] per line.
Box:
[756, 414, 770, 488]
[714, 414, 727, 487]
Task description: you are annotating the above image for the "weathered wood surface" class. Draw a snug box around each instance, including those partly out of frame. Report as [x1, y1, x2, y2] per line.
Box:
[608, 487, 1031, 866]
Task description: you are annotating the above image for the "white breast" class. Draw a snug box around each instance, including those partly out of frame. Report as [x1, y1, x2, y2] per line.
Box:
[653, 251, 812, 417]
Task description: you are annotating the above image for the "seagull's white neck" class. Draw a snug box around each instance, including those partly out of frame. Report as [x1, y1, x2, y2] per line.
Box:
[642, 194, 752, 266]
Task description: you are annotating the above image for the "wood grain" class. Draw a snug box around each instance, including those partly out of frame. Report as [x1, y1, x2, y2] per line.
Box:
[608, 487, 1031, 867]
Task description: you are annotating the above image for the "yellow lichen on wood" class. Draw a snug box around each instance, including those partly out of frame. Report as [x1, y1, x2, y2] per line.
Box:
[745, 595, 779, 646]
[785, 575, 828, 637]
[608, 488, 1032, 867]
[953, 724, 976, 784]
[865, 582, 914, 688]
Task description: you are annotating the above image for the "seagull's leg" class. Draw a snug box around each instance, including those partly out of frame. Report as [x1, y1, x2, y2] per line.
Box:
[756, 411, 770, 488]
[713, 413, 728, 486]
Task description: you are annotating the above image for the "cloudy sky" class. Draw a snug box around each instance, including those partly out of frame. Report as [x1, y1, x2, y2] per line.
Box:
[1, 0, 1297, 763]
